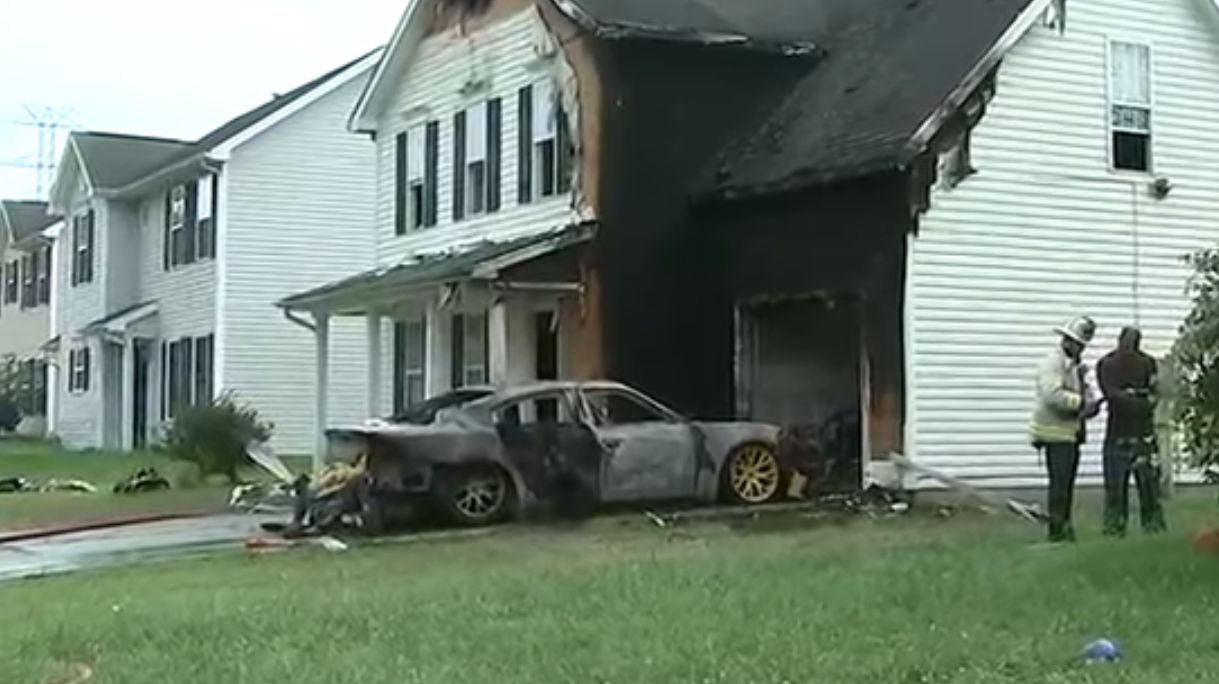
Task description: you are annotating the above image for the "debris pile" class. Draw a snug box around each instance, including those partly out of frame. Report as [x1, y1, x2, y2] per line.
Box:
[0, 476, 99, 494]
[112, 469, 170, 495]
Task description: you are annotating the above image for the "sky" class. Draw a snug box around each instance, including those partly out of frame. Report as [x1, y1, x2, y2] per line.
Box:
[0, 0, 405, 200]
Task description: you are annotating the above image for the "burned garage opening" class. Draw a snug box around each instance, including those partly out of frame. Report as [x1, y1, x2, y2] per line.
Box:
[686, 174, 910, 493]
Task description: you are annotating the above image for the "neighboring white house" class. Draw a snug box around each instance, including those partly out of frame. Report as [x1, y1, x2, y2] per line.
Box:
[0, 200, 60, 436]
[279, 1, 598, 458]
[45, 52, 381, 453]
[908, 0, 1219, 486]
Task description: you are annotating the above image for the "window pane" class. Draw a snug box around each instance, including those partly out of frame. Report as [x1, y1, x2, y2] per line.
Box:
[1113, 131, 1150, 172]
[404, 320, 425, 370]
[1111, 105, 1150, 132]
[1110, 42, 1150, 105]
[537, 140, 557, 197]
[407, 124, 426, 181]
[468, 161, 487, 214]
[532, 80, 557, 143]
[586, 392, 664, 426]
[466, 102, 487, 162]
[410, 183, 425, 229]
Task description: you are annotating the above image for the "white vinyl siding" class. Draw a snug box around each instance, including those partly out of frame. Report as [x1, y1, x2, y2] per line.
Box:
[374, 8, 578, 265]
[909, 0, 1219, 487]
[223, 76, 376, 455]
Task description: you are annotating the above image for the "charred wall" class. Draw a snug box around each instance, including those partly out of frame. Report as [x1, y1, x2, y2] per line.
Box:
[694, 174, 911, 455]
[591, 40, 810, 415]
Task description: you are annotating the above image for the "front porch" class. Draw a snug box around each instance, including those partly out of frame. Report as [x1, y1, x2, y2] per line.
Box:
[278, 224, 601, 467]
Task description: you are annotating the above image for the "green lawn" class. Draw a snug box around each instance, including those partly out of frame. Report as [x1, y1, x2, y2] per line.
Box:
[0, 441, 236, 532]
[3, 491, 1219, 683]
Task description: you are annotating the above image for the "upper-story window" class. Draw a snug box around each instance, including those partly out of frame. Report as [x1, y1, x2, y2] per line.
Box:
[2, 260, 16, 304]
[453, 99, 502, 221]
[19, 252, 36, 309]
[70, 209, 95, 287]
[37, 246, 50, 305]
[395, 122, 440, 234]
[1109, 41, 1152, 173]
[164, 175, 218, 270]
[518, 81, 574, 203]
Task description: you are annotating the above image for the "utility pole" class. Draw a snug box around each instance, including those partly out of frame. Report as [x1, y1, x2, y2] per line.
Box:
[2, 105, 76, 198]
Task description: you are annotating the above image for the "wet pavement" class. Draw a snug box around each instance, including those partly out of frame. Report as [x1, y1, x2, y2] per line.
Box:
[0, 514, 278, 582]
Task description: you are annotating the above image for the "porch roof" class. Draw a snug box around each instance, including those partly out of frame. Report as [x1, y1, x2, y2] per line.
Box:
[278, 222, 595, 314]
[80, 300, 159, 337]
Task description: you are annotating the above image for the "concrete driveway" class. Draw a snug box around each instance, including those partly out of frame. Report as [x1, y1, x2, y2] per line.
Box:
[0, 514, 277, 582]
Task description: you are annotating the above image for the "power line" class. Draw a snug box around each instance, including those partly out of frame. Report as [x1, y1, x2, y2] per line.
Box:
[7, 105, 77, 198]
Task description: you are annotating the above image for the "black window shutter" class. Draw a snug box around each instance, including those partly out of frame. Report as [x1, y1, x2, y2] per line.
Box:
[450, 314, 465, 388]
[424, 122, 439, 227]
[557, 105, 575, 194]
[82, 346, 91, 392]
[71, 220, 78, 286]
[163, 192, 173, 269]
[518, 86, 533, 204]
[453, 111, 467, 222]
[39, 247, 51, 304]
[84, 211, 94, 283]
[209, 174, 219, 259]
[392, 322, 406, 415]
[160, 342, 168, 420]
[184, 183, 198, 264]
[487, 98, 502, 213]
[395, 132, 408, 235]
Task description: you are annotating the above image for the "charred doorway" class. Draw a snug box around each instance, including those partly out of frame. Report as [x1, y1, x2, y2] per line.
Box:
[736, 295, 864, 489]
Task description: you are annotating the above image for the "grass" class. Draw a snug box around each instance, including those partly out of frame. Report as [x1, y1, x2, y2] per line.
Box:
[3, 491, 1219, 683]
[0, 441, 236, 532]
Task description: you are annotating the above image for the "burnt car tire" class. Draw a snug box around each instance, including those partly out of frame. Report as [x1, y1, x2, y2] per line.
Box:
[722, 442, 785, 505]
[436, 465, 516, 527]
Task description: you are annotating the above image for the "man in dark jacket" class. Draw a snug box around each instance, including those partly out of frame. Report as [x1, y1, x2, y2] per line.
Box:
[1097, 327, 1166, 536]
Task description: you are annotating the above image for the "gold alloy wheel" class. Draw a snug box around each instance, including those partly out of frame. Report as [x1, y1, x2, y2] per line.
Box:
[729, 444, 781, 503]
[453, 470, 508, 520]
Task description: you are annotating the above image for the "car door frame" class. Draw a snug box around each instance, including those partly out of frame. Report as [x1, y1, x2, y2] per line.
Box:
[576, 386, 700, 503]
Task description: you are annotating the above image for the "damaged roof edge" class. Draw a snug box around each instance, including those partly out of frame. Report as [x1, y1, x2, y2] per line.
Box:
[698, 0, 1051, 205]
[548, 0, 821, 55]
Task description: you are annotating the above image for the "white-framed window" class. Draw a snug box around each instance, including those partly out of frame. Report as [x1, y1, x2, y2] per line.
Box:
[466, 101, 489, 216]
[452, 100, 501, 221]
[36, 246, 50, 305]
[407, 124, 427, 230]
[2, 259, 17, 303]
[532, 80, 559, 199]
[196, 175, 217, 259]
[450, 312, 488, 388]
[393, 318, 427, 413]
[1108, 40, 1152, 173]
[70, 210, 94, 286]
[68, 345, 91, 394]
[518, 81, 573, 203]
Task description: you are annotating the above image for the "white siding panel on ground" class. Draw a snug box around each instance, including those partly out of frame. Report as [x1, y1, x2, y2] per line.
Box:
[910, 0, 1219, 486]
[223, 77, 377, 455]
[374, 8, 578, 267]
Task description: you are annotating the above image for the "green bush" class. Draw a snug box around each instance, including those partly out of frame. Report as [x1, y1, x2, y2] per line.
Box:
[160, 394, 273, 484]
[0, 354, 30, 433]
[1174, 248, 1219, 470]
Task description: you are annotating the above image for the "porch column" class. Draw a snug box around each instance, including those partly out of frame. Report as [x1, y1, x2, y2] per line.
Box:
[314, 313, 330, 472]
[366, 313, 383, 419]
[488, 299, 510, 386]
[121, 338, 136, 451]
[425, 304, 451, 397]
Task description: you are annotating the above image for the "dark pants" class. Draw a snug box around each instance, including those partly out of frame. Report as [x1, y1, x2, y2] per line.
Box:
[1044, 442, 1081, 542]
[1103, 437, 1166, 536]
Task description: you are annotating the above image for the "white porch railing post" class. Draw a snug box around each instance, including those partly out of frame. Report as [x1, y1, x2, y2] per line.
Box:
[314, 313, 330, 472]
[366, 313, 383, 419]
[488, 299, 509, 387]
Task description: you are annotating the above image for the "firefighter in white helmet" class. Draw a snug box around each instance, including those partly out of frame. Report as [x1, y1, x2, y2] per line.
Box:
[1030, 316, 1102, 543]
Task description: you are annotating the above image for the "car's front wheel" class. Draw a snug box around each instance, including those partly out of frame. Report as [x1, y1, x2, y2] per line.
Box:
[722, 442, 783, 505]
[436, 465, 515, 526]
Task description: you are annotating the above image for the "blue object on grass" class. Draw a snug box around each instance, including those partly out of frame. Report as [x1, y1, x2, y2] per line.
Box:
[1081, 638, 1123, 663]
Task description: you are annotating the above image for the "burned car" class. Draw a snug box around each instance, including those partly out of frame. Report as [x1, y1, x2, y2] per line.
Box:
[323, 381, 783, 528]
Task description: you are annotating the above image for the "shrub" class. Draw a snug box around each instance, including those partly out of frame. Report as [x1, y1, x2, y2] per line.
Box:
[0, 354, 30, 433]
[1173, 249, 1219, 470]
[160, 393, 273, 484]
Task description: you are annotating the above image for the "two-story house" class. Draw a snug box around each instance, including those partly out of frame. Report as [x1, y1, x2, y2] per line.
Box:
[0, 200, 60, 435]
[279, 0, 601, 457]
[46, 51, 381, 453]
